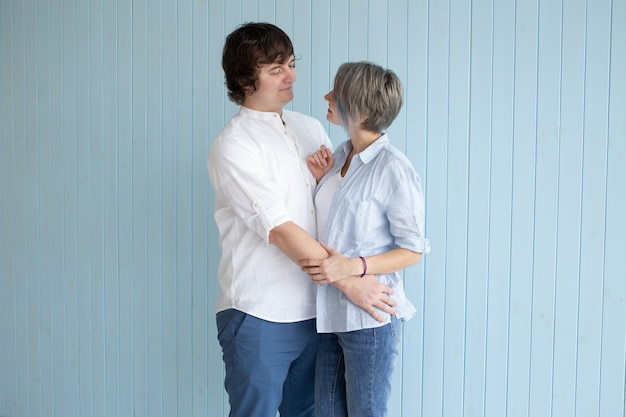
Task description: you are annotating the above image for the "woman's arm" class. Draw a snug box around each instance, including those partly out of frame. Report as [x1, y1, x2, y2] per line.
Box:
[306, 145, 334, 182]
[299, 243, 423, 284]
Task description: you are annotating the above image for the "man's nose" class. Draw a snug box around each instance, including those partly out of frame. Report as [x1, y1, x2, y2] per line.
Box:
[284, 66, 296, 82]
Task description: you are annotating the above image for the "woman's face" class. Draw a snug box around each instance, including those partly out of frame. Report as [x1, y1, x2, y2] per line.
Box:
[324, 90, 341, 126]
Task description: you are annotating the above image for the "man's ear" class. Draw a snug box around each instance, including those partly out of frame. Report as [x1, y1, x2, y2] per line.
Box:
[244, 85, 255, 96]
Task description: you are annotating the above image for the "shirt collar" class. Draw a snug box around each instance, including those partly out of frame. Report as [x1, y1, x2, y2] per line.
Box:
[239, 105, 285, 121]
[337, 133, 390, 164]
[359, 134, 389, 163]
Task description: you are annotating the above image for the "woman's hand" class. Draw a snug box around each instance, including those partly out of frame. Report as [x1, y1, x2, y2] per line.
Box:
[299, 243, 360, 284]
[299, 243, 398, 322]
[333, 275, 397, 322]
[306, 145, 334, 182]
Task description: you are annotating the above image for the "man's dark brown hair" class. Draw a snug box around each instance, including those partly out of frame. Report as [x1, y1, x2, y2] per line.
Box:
[222, 22, 295, 105]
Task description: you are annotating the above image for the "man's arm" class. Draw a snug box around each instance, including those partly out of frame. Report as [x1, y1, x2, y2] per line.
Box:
[268, 221, 328, 263]
[269, 221, 396, 322]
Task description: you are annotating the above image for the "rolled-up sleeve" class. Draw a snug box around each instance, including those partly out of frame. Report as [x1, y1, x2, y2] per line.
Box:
[387, 160, 431, 254]
[208, 136, 291, 243]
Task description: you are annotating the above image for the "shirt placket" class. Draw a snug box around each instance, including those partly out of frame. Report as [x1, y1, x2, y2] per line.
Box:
[283, 123, 316, 218]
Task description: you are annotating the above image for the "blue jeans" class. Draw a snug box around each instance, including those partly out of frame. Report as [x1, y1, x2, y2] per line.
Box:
[216, 309, 320, 417]
[315, 317, 401, 417]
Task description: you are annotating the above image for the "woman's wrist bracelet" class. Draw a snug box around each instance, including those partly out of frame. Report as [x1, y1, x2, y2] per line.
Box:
[359, 256, 368, 278]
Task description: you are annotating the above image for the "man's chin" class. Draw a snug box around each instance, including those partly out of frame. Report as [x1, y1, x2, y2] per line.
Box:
[280, 93, 294, 105]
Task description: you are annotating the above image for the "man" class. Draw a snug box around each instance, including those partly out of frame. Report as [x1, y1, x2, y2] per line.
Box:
[208, 22, 396, 417]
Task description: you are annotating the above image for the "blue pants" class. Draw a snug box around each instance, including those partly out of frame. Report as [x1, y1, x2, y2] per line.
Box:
[216, 309, 320, 417]
[315, 317, 401, 417]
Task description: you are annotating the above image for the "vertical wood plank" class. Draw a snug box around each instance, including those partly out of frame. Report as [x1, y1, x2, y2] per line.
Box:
[422, 1, 449, 416]
[464, 0, 493, 415]
[116, 0, 134, 414]
[484, 1, 515, 415]
[36, 1, 54, 415]
[387, 2, 413, 416]
[62, 0, 81, 414]
[87, 0, 106, 413]
[102, 1, 120, 416]
[309, 0, 331, 129]
[291, 0, 312, 115]
[24, 1, 42, 416]
[14, 1, 29, 415]
[444, 0, 471, 414]
[403, 0, 429, 415]
[161, 1, 178, 416]
[146, 1, 164, 416]
[576, 0, 612, 415]
[366, 0, 388, 69]
[326, 0, 349, 143]
[600, 0, 626, 408]
[75, 1, 93, 412]
[347, 0, 367, 60]
[49, 1, 68, 415]
[1, 1, 18, 416]
[176, 1, 194, 415]
[0, 3, 6, 412]
[600, 0, 626, 415]
[552, 0, 585, 415]
[130, 1, 149, 415]
[528, 0, 562, 414]
[192, 1, 210, 416]
[206, 2, 227, 415]
[507, 1, 539, 416]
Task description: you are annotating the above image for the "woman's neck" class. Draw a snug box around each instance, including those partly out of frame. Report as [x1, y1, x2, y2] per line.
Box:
[340, 130, 383, 176]
[349, 129, 383, 154]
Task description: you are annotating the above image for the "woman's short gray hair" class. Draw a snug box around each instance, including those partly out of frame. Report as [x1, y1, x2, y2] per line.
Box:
[333, 61, 403, 133]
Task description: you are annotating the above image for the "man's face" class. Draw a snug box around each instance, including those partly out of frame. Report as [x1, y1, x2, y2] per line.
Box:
[243, 55, 296, 114]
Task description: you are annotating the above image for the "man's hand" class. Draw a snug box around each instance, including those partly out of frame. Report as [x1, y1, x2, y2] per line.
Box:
[333, 275, 397, 323]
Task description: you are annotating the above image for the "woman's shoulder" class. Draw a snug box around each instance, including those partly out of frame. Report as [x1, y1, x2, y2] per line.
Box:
[376, 144, 417, 173]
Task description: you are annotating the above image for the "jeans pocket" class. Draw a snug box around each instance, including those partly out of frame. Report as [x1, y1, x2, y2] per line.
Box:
[216, 309, 248, 343]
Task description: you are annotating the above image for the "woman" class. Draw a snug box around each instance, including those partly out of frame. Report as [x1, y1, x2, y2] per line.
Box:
[301, 61, 430, 417]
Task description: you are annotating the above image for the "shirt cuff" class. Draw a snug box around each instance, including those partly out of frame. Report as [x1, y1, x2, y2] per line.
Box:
[396, 236, 431, 254]
[251, 200, 291, 244]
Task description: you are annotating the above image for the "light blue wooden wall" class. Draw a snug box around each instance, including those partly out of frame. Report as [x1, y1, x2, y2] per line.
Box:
[1, 0, 625, 416]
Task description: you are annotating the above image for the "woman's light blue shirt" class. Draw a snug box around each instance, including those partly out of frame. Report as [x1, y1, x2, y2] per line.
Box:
[315, 135, 430, 333]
